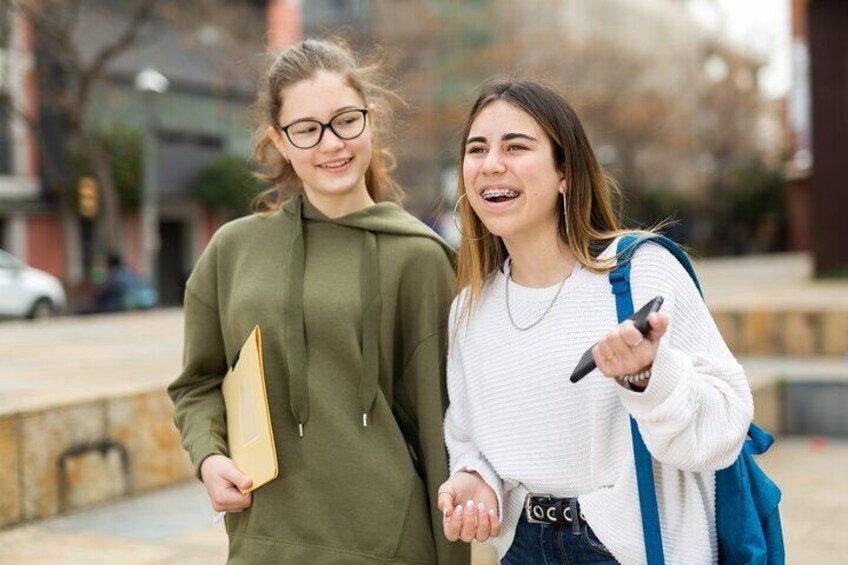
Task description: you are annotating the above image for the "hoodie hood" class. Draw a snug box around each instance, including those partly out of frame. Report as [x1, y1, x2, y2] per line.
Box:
[281, 193, 455, 437]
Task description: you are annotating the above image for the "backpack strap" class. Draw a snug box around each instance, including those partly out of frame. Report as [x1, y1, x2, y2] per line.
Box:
[612, 235, 672, 565]
[613, 234, 703, 565]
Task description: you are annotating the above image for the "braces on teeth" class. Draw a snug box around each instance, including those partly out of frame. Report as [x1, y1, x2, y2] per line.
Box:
[483, 189, 519, 200]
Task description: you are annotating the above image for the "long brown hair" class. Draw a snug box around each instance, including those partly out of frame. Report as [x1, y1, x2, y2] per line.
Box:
[456, 78, 652, 314]
[251, 38, 402, 212]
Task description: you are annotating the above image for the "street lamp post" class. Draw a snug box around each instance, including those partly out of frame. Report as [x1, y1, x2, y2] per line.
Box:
[134, 68, 169, 304]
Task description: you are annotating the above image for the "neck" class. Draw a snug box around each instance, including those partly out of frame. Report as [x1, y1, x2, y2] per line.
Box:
[303, 182, 375, 219]
[503, 226, 575, 288]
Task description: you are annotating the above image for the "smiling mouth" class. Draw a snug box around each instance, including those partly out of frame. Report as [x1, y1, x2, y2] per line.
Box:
[320, 157, 352, 170]
[481, 187, 520, 203]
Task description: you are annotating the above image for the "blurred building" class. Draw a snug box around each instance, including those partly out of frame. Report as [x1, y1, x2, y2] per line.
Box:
[804, 0, 848, 275]
[0, 9, 43, 267]
[7, 0, 303, 308]
[783, 0, 848, 276]
[268, 0, 304, 50]
[68, 3, 265, 305]
[304, 0, 772, 222]
[786, 0, 812, 253]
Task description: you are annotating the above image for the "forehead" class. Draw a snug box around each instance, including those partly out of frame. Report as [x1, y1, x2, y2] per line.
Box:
[468, 100, 544, 140]
[279, 70, 365, 122]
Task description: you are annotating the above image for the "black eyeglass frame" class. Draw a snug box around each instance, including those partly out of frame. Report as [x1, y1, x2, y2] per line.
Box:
[275, 108, 369, 149]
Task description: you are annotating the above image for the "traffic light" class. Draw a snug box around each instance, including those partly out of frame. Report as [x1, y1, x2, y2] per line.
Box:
[78, 176, 99, 218]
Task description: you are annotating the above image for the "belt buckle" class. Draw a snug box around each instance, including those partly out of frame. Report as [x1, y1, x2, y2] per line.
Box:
[524, 493, 556, 525]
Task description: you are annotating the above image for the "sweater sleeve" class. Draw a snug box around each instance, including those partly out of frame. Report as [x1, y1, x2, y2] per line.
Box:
[615, 244, 754, 472]
[393, 245, 469, 565]
[167, 238, 230, 479]
[443, 297, 505, 520]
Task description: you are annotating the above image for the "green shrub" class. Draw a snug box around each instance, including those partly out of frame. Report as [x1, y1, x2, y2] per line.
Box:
[192, 155, 263, 214]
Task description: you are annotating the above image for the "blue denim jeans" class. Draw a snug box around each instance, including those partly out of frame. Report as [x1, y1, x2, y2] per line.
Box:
[501, 510, 619, 564]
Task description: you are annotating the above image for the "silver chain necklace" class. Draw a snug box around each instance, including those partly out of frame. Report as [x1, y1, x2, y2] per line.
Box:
[505, 261, 570, 331]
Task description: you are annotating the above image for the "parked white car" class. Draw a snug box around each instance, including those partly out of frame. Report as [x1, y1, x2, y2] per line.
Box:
[0, 249, 66, 319]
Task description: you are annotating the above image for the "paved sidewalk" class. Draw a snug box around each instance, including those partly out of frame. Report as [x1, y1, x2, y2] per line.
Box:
[692, 252, 848, 309]
[0, 482, 227, 564]
[0, 437, 844, 564]
[0, 309, 183, 417]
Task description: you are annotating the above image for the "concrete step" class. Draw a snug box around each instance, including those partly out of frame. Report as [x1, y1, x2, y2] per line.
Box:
[714, 310, 848, 357]
[744, 356, 848, 436]
[695, 252, 848, 357]
[0, 310, 193, 529]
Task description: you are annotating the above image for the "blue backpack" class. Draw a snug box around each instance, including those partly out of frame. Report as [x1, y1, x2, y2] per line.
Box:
[611, 235, 785, 565]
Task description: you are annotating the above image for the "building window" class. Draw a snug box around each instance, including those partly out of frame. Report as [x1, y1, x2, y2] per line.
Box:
[0, 95, 12, 175]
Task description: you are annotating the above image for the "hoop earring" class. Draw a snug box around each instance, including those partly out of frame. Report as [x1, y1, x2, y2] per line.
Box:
[452, 194, 488, 241]
[562, 192, 570, 241]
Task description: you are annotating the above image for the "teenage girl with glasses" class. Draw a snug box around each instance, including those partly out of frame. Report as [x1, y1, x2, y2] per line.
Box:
[436, 78, 753, 564]
[169, 39, 468, 565]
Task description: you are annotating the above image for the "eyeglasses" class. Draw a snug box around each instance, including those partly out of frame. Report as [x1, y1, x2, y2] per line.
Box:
[276, 108, 369, 149]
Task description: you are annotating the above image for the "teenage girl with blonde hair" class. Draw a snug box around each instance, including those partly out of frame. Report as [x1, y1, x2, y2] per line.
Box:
[170, 39, 468, 565]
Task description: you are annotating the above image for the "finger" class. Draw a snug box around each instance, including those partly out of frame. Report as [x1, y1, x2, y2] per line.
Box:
[235, 491, 253, 510]
[647, 312, 669, 340]
[217, 487, 252, 511]
[220, 462, 253, 492]
[607, 327, 633, 359]
[475, 503, 491, 542]
[619, 320, 645, 348]
[489, 508, 501, 537]
[593, 340, 617, 376]
[438, 491, 455, 518]
[593, 340, 610, 367]
[459, 500, 477, 542]
[611, 325, 655, 375]
[444, 503, 463, 541]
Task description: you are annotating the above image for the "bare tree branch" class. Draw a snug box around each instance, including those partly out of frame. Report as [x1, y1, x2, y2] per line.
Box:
[77, 0, 161, 113]
[8, 0, 83, 78]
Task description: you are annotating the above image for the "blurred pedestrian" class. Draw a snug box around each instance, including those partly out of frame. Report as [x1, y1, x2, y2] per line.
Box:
[437, 78, 754, 564]
[168, 39, 467, 564]
[94, 254, 131, 313]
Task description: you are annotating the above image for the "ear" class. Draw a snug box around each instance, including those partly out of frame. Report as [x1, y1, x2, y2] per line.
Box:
[267, 126, 289, 161]
[558, 176, 567, 195]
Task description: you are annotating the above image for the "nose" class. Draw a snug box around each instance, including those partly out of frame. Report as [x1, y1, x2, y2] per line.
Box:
[317, 126, 345, 151]
[481, 147, 506, 175]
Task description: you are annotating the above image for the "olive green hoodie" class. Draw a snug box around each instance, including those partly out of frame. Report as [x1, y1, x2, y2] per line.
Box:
[168, 194, 468, 564]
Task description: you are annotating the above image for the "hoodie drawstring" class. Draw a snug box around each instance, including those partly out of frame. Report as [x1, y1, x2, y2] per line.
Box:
[284, 194, 382, 437]
[360, 230, 381, 427]
[286, 196, 309, 437]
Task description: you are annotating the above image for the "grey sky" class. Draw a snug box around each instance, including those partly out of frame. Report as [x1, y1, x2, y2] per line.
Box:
[688, 0, 792, 99]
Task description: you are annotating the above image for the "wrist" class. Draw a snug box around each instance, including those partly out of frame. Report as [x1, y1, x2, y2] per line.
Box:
[200, 453, 226, 478]
[456, 468, 480, 479]
[615, 366, 652, 391]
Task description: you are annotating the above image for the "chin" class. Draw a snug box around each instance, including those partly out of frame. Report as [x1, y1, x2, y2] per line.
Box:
[311, 180, 361, 198]
[476, 217, 515, 239]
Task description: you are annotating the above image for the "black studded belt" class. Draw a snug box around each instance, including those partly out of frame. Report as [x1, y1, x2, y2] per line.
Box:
[524, 493, 588, 526]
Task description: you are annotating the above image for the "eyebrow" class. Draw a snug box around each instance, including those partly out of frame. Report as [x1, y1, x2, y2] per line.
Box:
[465, 132, 538, 145]
[286, 106, 361, 123]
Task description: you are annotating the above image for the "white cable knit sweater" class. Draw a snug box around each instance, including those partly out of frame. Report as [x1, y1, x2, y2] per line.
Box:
[444, 239, 754, 565]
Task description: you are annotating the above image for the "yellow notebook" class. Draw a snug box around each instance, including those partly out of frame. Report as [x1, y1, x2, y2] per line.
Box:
[222, 325, 278, 493]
